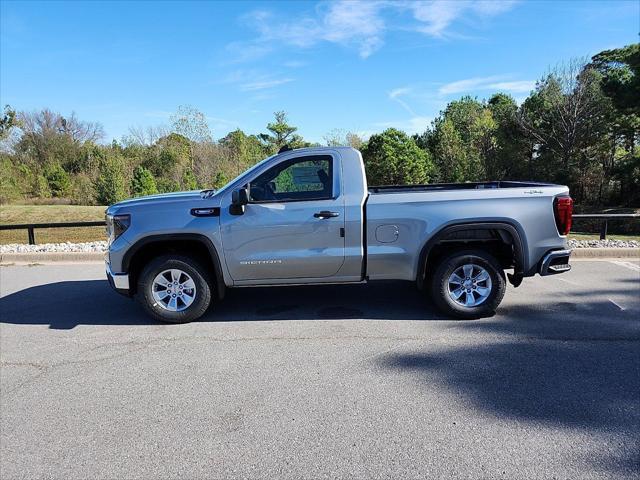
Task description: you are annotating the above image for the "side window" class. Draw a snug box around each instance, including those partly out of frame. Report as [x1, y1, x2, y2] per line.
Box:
[249, 155, 333, 202]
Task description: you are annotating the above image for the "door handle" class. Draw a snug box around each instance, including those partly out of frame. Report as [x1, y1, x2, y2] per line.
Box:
[314, 211, 340, 219]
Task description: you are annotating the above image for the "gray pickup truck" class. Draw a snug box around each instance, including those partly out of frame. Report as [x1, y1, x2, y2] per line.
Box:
[106, 146, 573, 322]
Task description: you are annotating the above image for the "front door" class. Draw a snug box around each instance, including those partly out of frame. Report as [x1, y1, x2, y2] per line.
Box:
[220, 154, 345, 281]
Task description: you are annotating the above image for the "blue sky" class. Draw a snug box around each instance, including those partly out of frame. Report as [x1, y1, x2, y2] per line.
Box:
[1, 0, 638, 143]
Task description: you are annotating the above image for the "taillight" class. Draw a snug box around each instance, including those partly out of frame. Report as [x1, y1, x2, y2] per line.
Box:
[554, 196, 573, 236]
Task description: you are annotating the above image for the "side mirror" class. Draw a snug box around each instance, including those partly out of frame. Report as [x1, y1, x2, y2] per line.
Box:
[230, 187, 249, 215]
[232, 187, 249, 205]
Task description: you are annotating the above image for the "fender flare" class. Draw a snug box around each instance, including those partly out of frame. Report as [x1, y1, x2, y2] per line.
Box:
[416, 221, 526, 287]
[122, 233, 226, 299]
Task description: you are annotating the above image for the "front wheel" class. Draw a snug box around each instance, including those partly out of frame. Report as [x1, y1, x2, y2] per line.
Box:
[430, 249, 506, 319]
[137, 255, 213, 323]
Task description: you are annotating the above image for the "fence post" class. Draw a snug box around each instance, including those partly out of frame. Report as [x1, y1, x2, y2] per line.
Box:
[27, 226, 35, 245]
[599, 219, 608, 240]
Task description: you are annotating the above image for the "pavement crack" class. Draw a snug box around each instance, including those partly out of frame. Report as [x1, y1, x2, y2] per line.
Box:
[0, 361, 48, 371]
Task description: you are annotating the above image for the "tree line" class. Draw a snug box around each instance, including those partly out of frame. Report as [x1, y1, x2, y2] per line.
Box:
[0, 44, 637, 207]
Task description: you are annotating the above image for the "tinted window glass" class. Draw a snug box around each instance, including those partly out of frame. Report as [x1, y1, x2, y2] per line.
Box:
[249, 155, 333, 202]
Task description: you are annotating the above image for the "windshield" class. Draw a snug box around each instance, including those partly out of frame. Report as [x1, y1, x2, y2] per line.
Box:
[212, 154, 278, 194]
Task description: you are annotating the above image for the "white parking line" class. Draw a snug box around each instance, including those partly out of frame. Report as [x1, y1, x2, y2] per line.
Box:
[610, 261, 640, 273]
[608, 299, 626, 311]
[555, 277, 581, 286]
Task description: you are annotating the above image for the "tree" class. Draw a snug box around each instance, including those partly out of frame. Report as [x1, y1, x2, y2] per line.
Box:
[143, 132, 191, 182]
[591, 44, 640, 203]
[0, 105, 18, 141]
[182, 168, 198, 190]
[428, 119, 468, 182]
[361, 128, 435, 185]
[220, 129, 266, 176]
[43, 163, 71, 197]
[259, 111, 306, 152]
[0, 157, 28, 203]
[416, 97, 496, 183]
[170, 105, 212, 143]
[518, 60, 615, 201]
[70, 173, 96, 205]
[591, 43, 640, 115]
[94, 154, 127, 205]
[15, 109, 104, 172]
[123, 125, 169, 147]
[438, 97, 490, 181]
[130, 166, 158, 197]
[57, 112, 104, 143]
[486, 93, 531, 179]
[211, 171, 229, 189]
[323, 129, 364, 149]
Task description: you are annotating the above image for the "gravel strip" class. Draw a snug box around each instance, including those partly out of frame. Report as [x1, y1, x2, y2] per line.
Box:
[568, 239, 639, 249]
[0, 241, 107, 254]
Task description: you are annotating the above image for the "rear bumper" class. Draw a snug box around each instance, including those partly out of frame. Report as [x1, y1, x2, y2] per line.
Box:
[539, 249, 572, 276]
[106, 260, 131, 296]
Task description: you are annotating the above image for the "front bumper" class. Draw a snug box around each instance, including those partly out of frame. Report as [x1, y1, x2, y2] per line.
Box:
[539, 249, 572, 276]
[106, 260, 131, 296]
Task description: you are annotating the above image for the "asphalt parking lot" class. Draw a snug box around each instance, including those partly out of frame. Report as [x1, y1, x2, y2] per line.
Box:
[1, 259, 639, 479]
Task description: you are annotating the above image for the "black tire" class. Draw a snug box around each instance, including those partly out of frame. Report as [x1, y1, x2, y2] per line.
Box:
[136, 254, 213, 323]
[429, 249, 506, 319]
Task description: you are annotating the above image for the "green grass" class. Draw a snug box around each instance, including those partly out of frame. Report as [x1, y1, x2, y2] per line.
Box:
[0, 205, 107, 244]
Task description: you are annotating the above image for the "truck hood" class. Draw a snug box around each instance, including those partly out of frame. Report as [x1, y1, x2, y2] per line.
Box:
[107, 190, 222, 214]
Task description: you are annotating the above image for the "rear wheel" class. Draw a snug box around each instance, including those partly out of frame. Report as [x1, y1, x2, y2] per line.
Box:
[137, 255, 213, 323]
[430, 249, 506, 319]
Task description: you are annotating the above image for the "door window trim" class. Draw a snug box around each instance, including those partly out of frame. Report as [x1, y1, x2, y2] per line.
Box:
[247, 154, 337, 204]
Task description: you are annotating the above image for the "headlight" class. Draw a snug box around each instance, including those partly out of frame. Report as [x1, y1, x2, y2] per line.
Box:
[106, 214, 130, 242]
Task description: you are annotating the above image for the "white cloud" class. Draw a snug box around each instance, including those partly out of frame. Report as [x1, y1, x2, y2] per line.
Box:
[389, 87, 411, 99]
[222, 70, 295, 92]
[225, 41, 273, 64]
[487, 80, 536, 92]
[411, 0, 519, 37]
[240, 77, 294, 91]
[388, 87, 417, 116]
[233, 0, 518, 60]
[438, 75, 504, 95]
[320, 1, 385, 58]
[439, 75, 534, 95]
[239, 2, 385, 58]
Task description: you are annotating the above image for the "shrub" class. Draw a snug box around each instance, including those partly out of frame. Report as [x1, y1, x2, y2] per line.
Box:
[71, 173, 96, 205]
[182, 168, 198, 190]
[32, 174, 52, 199]
[211, 171, 229, 189]
[130, 166, 158, 197]
[43, 163, 71, 197]
[156, 178, 180, 193]
[94, 154, 127, 205]
[0, 157, 23, 203]
[361, 128, 436, 185]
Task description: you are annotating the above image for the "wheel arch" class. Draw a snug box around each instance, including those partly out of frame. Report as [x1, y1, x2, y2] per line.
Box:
[415, 221, 526, 289]
[123, 233, 226, 299]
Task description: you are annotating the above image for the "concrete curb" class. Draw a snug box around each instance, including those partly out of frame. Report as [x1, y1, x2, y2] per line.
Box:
[570, 248, 639, 258]
[1, 248, 638, 264]
[0, 252, 104, 263]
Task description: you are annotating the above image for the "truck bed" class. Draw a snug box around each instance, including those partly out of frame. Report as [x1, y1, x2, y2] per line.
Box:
[369, 181, 555, 194]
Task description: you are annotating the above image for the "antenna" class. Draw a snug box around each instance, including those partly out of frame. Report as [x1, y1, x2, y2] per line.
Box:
[278, 145, 293, 154]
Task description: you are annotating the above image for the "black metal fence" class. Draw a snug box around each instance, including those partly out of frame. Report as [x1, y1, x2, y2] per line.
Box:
[0, 221, 105, 245]
[572, 214, 640, 240]
[0, 215, 638, 245]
